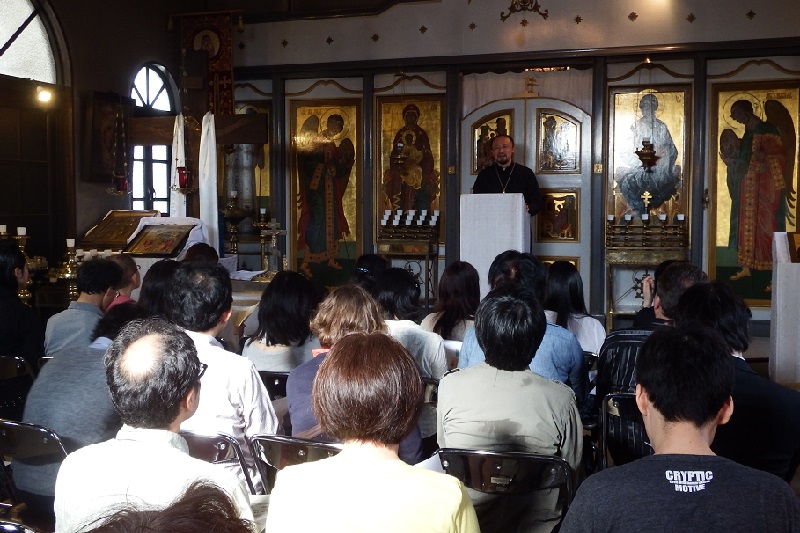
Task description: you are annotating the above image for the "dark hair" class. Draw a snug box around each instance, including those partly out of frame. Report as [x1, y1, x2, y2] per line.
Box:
[432, 261, 480, 340]
[673, 281, 752, 354]
[655, 261, 708, 319]
[651, 259, 678, 296]
[372, 268, 421, 321]
[138, 259, 179, 317]
[310, 285, 386, 348]
[543, 261, 589, 329]
[182, 243, 219, 264]
[108, 254, 138, 290]
[636, 324, 734, 427]
[105, 317, 201, 429]
[476, 285, 547, 371]
[491, 134, 515, 148]
[167, 263, 233, 332]
[84, 481, 252, 533]
[77, 258, 123, 295]
[251, 270, 321, 347]
[0, 238, 25, 294]
[350, 254, 390, 293]
[91, 303, 149, 342]
[313, 332, 422, 445]
[487, 250, 547, 300]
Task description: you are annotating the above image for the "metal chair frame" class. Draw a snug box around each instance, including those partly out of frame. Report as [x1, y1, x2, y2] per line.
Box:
[178, 430, 257, 495]
[258, 371, 290, 401]
[249, 434, 342, 493]
[599, 392, 652, 469]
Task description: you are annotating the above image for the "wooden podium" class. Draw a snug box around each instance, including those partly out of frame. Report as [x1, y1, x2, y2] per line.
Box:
[460, 193, 529, 299]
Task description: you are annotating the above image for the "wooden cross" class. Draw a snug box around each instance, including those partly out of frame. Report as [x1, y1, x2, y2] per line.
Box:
[641, 190, 652, 208]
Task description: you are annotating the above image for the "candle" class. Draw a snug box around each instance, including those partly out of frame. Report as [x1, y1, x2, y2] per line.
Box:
[421, 210, 428, 216]
[429, 219, 436, 226]
[658, 214, 667, 221]
[380, 220, 387, 226]
[66, 238, 75, 248]
[231, 190, 238, 197]
[384, 210, 392, 216]
[624, 214, 632, 221]
[396, 210, 402, 215]
[0, 225, 6, 233]
[433, 210, 440, 216]
[641, 214, 649, 221]
[607, 215, 614, 222]
[408, 210, 416, 216]
[17, 227, 26, 236]
[259, 208, 266, 215]
[392, 220, 399, 226]
[642, 137, 650, 143]
[677, 214, 685, 221]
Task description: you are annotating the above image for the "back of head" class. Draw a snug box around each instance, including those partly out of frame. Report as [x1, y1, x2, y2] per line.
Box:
[350, 253, 390, 293]
[372, 267, 421, 321]
[77, 258, 123, 295]
[654, 261, 708, 319]
[182, 243, 219, 264]
[476, 285, 547, 371]
[138, 259, 179, 317]
[313, 332, 422, 445]
[310, 285, 386, 347]
[543, 260, 588, 328]
[636, 324, 734, 427]
[105, 317, 201, 429]
[673, 281, 752, 354]
[167, 262, 232, 332]
[488, 250, 547, 300]
[432, 261, 480, 339]
[84, 481, 252, 533]
[91, 303, 149, 342]
[253, 270, 321, 346]
[108, 254, 138, 290]
[0, 238, 25, 293]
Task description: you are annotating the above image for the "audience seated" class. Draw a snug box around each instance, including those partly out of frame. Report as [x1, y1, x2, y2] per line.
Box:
[268, 333, 479, 533]
[595, 260, 707, 463]
[350, 253, 390, 294]
[241, 270, 322, 371]
[13, 303, 148, 521]
[630, 259, 677, 329]
[44, 259, 123, 357]
[164, 262, 279, 494]
[674, 281, 800, 482]
[84, 481, 253, 533]
[438, 285, 582, 533]
[54, 317, 252, 532]
[543, 260, 605, 354]
[0, 238, 44, 369]
[181, 242, 219, 264]
[286, 285, 423, 464]
[458, 250, 587, 409]
[561, 325, 800, 532]
[105, 254, 140, 312]
[373, 268, 447, 380]
[421, 261, 480, 342]
[137, 259, 179, 317]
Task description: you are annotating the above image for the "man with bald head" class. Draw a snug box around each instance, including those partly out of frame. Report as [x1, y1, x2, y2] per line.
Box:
[54, 317, 253, 533]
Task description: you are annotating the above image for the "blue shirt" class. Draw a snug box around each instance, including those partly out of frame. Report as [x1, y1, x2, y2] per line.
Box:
[458, 322, 587, 407]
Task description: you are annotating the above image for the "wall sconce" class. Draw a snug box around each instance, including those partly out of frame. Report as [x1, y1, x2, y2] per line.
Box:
[501, 0, 549, 22]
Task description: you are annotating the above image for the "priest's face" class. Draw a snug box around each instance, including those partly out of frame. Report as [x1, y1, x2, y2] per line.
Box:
[492, 136, 514, 167]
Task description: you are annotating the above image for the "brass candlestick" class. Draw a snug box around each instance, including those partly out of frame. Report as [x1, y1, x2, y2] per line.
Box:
[58, 245, 79, 301]
[13, 235, 33, 305]
[221, 193, 251, 255]
[253, 221, 287, 283]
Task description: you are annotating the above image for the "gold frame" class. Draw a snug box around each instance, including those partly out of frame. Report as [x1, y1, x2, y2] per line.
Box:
[536, 188, 580, 243]
[536, 109, 580, 174]
[471, 110, 513, 174]
[539, 256, 580, 270]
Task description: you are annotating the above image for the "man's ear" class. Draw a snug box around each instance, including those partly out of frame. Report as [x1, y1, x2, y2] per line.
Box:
[183, 383, 200, 416]
[218, 308, 232, 327]
[101, 287, 117, 311]
[635, 383, 650, 418]
[715, 396, 734, 426]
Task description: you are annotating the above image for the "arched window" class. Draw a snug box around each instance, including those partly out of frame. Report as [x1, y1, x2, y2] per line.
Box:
[130, 63, 175, 214]
[0, 0, 57, 83]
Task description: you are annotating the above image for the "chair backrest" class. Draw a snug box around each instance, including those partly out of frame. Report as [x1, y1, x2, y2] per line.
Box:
[179, 430, 256, 495]
[421, 376, 439, 404]
[0, 519, 41, 533]
[258, 371, 290, 401]
[438, 448, 574, 518]
[0, 358, 35, 422]
[0, 356, 34, 380]
[0, 418, 67, 465]
[599, 392, 652, 469]
[249, 434, 341, 493]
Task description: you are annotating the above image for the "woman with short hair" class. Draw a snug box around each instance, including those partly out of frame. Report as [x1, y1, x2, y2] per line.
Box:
[267, 332, 480, 533]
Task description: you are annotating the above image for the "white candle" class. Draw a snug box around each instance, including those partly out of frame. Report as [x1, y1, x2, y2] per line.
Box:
[90, 249, 98, 256]
[408, 210, 416, 216]
[429, 219, 436, 226]
[416, 220, 423, 226]
[380, 220, 387, 226]
[259, 208, 266, 215]
[396, 210, 402, 215]
[392, 220, 399, 226]
[642, 137, 651, 143]
[607, 215, 614, 222]
[624, 214, 632, 221]
[231, 190, 238, 197]
[658, 214, 667, 221]
[17, 227, 26, 236]
[384, 210, 392, 216]
[641, 214, 649, 221]
[421, 210, 428, 216]
[0, 225, 6, 233]
[433, 210, 440, 216]
[677, 214, 685, 221]
[66, 238, 75, 248]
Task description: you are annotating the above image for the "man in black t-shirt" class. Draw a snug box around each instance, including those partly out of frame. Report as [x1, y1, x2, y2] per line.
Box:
[562, 325, 800, 533]
[472, 134, 542, 216]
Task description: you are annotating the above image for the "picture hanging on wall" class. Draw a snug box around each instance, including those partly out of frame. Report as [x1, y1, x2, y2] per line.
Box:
[536, 188, 580, 243]
[377, 95, 445, 241]
[87, 92, 133, 183]
[709, 81, 799, 307]
[289, 99, 361, 286]
[471, 110, 513, 174]
[536, 110, 580, 173]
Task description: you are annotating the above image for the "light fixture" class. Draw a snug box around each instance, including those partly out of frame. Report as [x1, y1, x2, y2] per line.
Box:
[500, 0, 549, 22]
[36, 86, 53, 103]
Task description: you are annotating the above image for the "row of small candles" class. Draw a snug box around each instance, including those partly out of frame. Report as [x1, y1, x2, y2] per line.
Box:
[608, 213, 686, 223]
[380, 209, 440, 226]
[0, 225, 27, 236]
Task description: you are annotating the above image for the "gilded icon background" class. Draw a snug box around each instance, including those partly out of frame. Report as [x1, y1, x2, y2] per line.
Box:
[471, 111, 513, 173]
[536, 110, 579, 173]
[536, 189, 580, 243]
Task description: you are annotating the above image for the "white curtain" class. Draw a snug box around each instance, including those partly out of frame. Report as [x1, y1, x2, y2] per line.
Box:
[199, 112, 220, 253]
[169, 114, 187, 217]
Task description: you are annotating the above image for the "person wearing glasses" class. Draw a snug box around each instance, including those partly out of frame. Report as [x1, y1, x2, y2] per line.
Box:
[54, 317, 252, 533]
